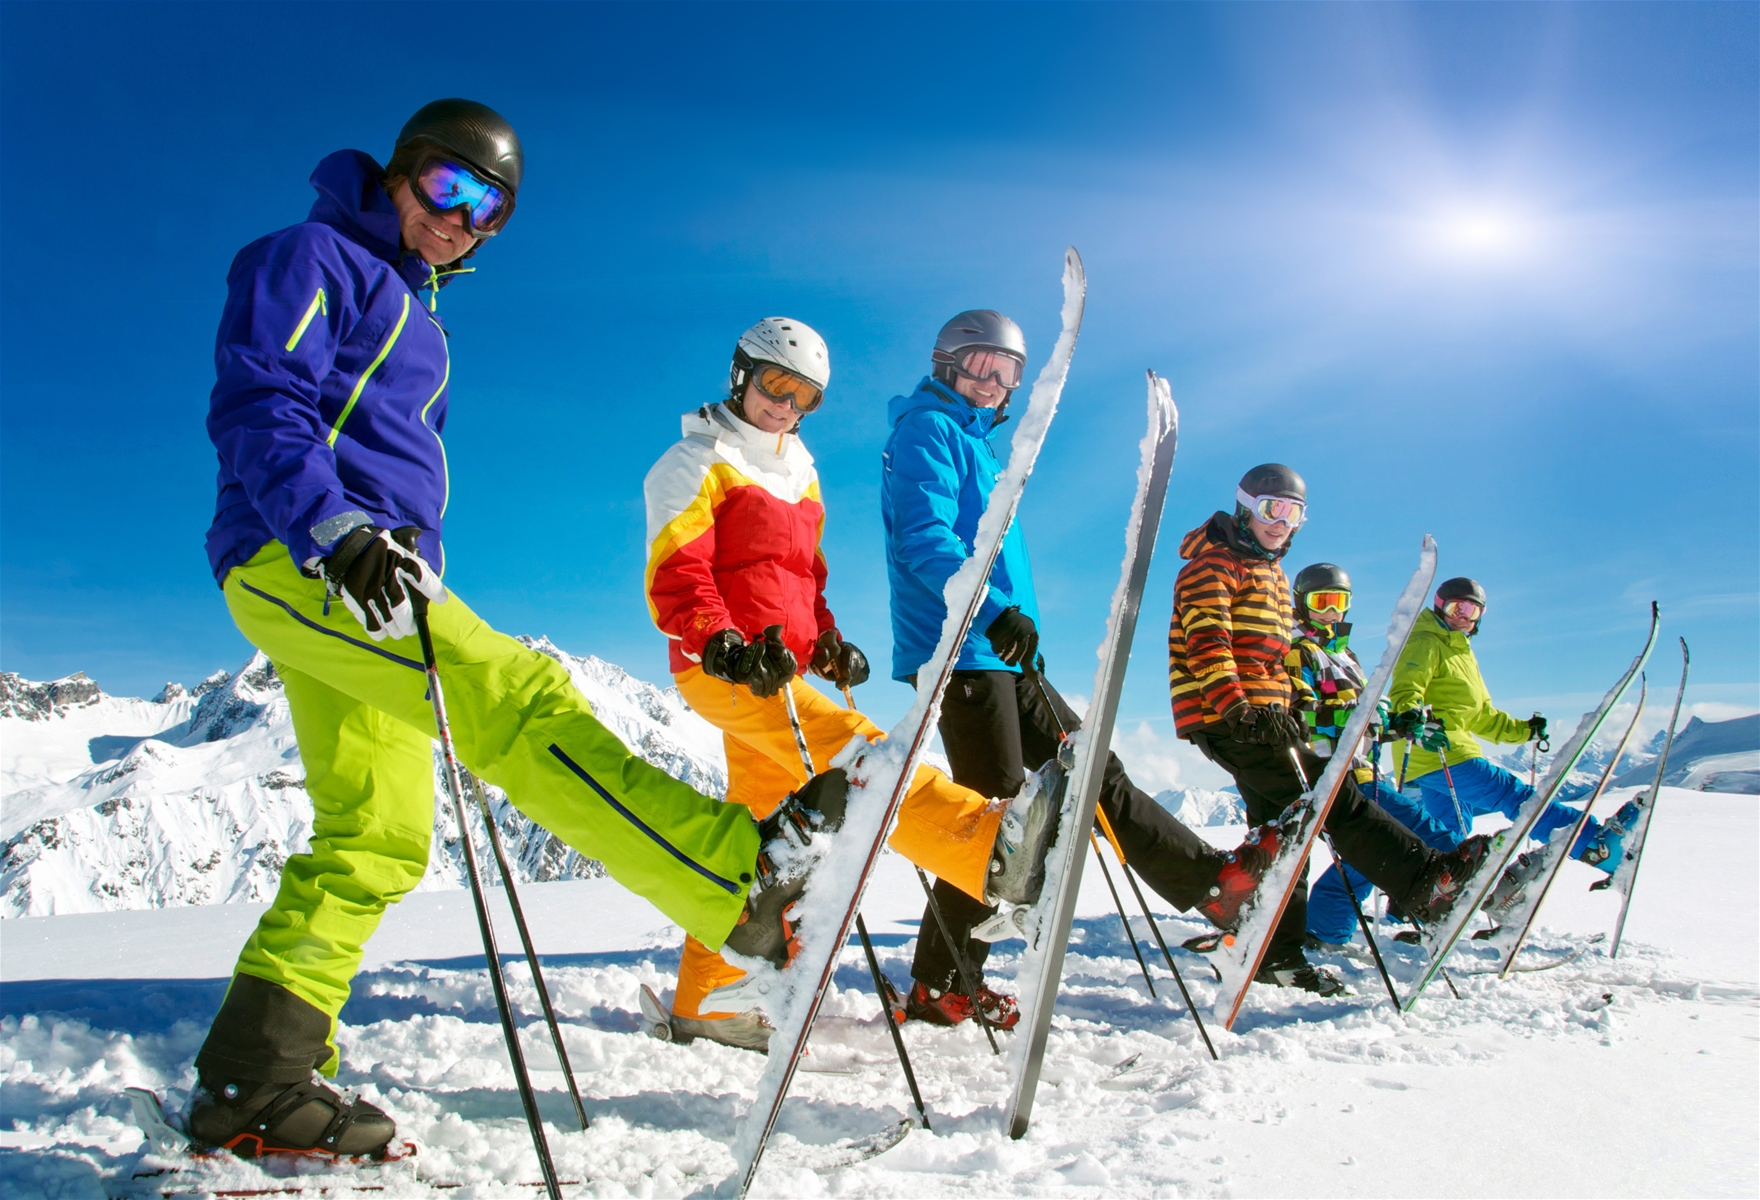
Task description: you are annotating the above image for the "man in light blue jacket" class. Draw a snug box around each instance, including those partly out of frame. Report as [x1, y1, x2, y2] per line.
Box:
[881, 311, 1230, 1027]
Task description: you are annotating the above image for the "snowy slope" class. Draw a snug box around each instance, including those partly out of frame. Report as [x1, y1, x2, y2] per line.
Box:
[0, 790, 1752, 1197]
[0, 640, 728, 918]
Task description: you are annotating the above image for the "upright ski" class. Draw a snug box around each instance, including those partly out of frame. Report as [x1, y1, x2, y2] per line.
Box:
[1598, 638, 1690, 958]
[1211, 536, 1439, 1030]
[722, 248, 1087, 1198]
[1402, 602, 1660, 1011]
[1489, 675, 1647, 976]
[1003, 369, 1179, 1141]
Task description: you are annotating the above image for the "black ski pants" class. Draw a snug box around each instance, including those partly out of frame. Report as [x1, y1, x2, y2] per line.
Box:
[1190, 732, 1439, 967]
[910, 669, 1227, 992]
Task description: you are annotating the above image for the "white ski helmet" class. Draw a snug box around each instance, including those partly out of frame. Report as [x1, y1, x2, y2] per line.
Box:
[731, 317, 831, 396]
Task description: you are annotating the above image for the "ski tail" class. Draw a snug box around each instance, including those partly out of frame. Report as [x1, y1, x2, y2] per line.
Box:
[1004, 368, 1179, 1140]
[1607, 638, 1690, 957]
[1403, 602, 1660, 1010]
[1212, 535, 1438, 1030]
[1493, 673, 1648, 976]
[727, 248, 1086, 1199]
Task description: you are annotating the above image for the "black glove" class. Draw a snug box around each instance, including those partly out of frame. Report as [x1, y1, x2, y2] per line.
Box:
[986, 606, 1039, 667]
[322, 525, 445, 642]
[701, 629, 749, 684]
[739, 625, 798, 698]
[1528, 713, 1548, 743]
[809, 629, 870, 689]
[1220, 703, 1304, 748]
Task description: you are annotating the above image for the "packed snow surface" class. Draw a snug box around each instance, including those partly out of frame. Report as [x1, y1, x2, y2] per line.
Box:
[1, 790, 1753, 1198]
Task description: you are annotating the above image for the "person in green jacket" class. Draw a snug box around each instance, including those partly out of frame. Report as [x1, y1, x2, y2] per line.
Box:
[1385, 577, 1637, 874]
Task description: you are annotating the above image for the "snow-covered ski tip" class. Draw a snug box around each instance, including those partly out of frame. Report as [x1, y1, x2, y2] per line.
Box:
[1213, 535, 1439, 1029]
[1004, 369, 1179, 1140]
[720, 247, 1087, 1198]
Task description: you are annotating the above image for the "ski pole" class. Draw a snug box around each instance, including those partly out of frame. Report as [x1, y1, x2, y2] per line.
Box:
[1030, 665, 1214, 1059]
[1089, 832, 1156, 997]
[787, 680, 941, 1098]
[1436, 754, 1470, 839]
[855, 913, 929, 1129]
[414, 606, 561, 1200]
[1286, 749, 1401, 1015]
[463, 769, 589, 1132]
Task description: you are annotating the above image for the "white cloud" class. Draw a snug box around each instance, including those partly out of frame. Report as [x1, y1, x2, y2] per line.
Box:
[1109, 719, 1236, 794]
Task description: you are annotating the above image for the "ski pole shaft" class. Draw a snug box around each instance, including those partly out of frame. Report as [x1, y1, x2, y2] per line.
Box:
[855, 913, 929, 1130]
[1436, 754, 1469, 838]
[780, 684, 816, 779]
[1090, 833, 1155, 997]
[913, 866, 1001, 1054]
[415, 608, 561, 1200]
[464, 770, 589, 1132]
[1323, 833, 1401, 1014]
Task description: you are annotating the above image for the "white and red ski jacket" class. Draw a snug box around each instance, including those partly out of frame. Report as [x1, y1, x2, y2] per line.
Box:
[643, 403, 835, 675]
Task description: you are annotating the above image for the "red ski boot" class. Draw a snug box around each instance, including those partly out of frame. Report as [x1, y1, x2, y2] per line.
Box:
[1196, 823, 1282, 930]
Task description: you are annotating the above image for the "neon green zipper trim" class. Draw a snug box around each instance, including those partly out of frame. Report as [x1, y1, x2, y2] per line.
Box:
[326, 294, 410, 448]
[285, 287, 328, 352]
[421, 317, 451, 516]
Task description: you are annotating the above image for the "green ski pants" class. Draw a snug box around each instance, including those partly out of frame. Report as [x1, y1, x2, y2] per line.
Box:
[209, 542, 757, 1077]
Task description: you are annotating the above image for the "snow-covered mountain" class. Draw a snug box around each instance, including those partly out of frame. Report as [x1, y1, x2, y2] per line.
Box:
[0, 640, 728, 919]
[1154, 785, 1245, 826]
[1488, 711, 1759, 799]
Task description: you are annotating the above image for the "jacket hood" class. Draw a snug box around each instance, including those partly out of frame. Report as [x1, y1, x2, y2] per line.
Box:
[887, 377, 1004, 437]
[307, 149, 454, 295]
[1179, 511, 1292, 562]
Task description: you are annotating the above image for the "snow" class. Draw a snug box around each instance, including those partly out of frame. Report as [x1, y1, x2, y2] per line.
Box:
[0, 791, 1753, 1197]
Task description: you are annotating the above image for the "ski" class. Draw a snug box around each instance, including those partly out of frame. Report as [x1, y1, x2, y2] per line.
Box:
[1003, 369, 1179, 1140]
[1401, 602, 1660, 1011]
[1461, 933, 1606, 976]
[1597, 638, 1690, 959]
[1488, 675, 1649, 976]
[723, 248, 1087, 1198]
[1211, 536, 1440, 1031]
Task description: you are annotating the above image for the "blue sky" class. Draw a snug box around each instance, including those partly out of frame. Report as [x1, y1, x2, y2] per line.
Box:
[2, 2, 1754, 792]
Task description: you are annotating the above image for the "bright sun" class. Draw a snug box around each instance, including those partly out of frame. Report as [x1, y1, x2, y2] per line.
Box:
[1436, 208, 1528, 259]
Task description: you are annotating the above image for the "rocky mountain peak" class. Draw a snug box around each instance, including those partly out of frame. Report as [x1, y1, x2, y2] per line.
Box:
[0, 671, 106, 722]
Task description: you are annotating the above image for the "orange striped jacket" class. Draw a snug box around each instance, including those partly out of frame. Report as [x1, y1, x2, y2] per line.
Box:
[1167, 513, 1295, 737]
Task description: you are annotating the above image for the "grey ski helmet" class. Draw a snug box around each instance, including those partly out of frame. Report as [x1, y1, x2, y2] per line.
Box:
[1434, 577, 1487, 633]
[931, 310, 1027, 391]
[1293, 562, 1351, 613]
[391, 99, 524, 196]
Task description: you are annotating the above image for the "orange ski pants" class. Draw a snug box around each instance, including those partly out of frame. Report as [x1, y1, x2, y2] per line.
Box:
[671, 667, 1002, 1018]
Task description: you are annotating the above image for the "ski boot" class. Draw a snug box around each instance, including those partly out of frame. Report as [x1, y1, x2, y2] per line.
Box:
[187, 1073, 396, 1159]
[905, 980, 1021, 1030]
[1254, 954, 1347, 997]
[1196, 823, 1282, 930]
[1406, 834, 1492, 925]
[984, 760, 1065, 906]
[668, 1010, 776, 1053]
[725, 769, 849, 967]
[1477, 847, 1549, 931]
[1578, 800, 1642, 871]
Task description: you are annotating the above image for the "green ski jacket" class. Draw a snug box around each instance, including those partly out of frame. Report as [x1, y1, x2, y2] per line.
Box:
[1387, 608, 1530, 781]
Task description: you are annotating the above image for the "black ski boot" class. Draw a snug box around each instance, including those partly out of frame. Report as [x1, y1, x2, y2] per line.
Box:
[1406, 834, 1493, 925]
[1254, 954, 1347, 997]
[188, 1073, 396, 1158]
[726, 769, 850, 967]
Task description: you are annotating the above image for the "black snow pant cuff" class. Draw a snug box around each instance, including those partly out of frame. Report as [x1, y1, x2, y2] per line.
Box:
[910, 875, 993, 992]
[195, 973, 335, 1085]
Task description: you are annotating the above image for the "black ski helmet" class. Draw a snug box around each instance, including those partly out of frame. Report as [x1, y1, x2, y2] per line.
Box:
[1293, 562, 1351, 613]
[1434, 576, 1488, 634]
[931, 310, 1027, 391]
[1238, 463, 1306, 502]
[391, 99, 523, 196]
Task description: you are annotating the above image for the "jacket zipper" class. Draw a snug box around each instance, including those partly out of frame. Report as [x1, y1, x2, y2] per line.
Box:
[326, 293, 410, 448]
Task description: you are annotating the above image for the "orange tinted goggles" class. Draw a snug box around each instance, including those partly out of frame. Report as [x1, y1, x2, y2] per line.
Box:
[753, 365, 824, 414]
[1306, 590, 1351, 613]
[1443, 598, 1484, 621]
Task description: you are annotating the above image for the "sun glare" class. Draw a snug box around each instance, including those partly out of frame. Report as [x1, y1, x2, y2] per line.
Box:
[1434, 207, 1530, 260]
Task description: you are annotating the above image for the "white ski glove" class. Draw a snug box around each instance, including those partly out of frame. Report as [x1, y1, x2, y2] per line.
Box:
[322, 525, 447, 642]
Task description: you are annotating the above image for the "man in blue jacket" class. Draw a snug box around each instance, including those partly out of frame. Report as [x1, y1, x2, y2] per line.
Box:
[882, 310, 1237, 1026]
[190, 99, 812, 1157]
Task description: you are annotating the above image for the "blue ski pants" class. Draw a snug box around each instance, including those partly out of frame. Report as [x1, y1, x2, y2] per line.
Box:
[1307, 780, 1455, 945]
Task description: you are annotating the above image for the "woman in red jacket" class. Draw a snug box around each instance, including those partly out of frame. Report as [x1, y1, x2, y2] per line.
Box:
[642, 318, 1007, 1049]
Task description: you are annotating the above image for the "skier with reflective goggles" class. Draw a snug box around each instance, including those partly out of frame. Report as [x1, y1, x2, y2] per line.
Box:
[641, 317, 1011, 1049]
[1386, 578, 1636, 922]
[1169, 465, 1490, 994]
[190, 100, 819, 1158]
[1282, 565, 1459, 950]
[881, 310, 1253, 1028]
